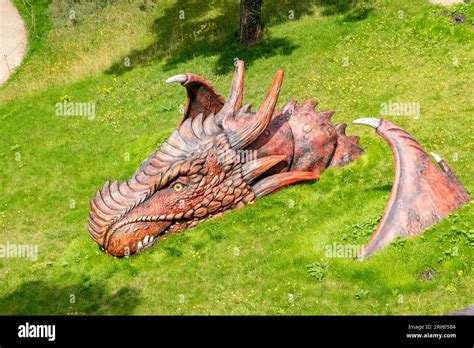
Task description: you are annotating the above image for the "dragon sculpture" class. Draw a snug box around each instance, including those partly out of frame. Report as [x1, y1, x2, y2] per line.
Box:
[88, 61, 470, 258]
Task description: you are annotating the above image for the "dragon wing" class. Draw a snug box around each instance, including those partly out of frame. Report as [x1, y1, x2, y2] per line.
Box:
[353, 118, 470, 258]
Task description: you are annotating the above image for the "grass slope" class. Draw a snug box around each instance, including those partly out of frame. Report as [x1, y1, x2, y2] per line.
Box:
[0, 0, 472, 315]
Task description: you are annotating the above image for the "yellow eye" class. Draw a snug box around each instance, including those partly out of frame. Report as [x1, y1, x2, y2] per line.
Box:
[172, 182, 184, 192]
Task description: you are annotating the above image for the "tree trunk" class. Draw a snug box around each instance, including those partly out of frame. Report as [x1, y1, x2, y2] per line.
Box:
[239, 0, 263, 45]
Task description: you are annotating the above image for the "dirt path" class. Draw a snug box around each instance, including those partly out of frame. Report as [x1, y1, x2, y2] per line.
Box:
[430, 0, 466, 5]
[0, 0, 27, 85]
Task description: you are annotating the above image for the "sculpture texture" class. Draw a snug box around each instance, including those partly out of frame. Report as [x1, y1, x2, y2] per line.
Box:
[352, 118, 470, 258]
[88, 61, 469, 258]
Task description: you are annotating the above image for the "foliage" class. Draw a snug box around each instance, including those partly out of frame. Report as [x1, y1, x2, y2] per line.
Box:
[306, 259, 330, 281]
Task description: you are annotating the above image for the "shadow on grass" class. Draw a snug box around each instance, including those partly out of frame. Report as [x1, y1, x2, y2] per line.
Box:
[0, 281, 140, 315]
[365, 184, 392, 193]
[106, 0, 373, 76]
[315, 0, 373, 17]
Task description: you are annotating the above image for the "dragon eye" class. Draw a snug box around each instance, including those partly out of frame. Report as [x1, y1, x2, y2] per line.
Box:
[172, 182, 184, 192]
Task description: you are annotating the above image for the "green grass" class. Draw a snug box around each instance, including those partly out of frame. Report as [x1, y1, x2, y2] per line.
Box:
[0, 0, 473, 315]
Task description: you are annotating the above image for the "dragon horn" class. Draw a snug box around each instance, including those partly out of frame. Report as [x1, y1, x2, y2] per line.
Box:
[227, 68, 284, 150]
[165, 73, 225, 127]
[353, 118, 470, 258]
[165, 74, 188, 84]
[217, 60, 245, 123]
[242, 155, 288, 184]
[252, 171, 319, 197]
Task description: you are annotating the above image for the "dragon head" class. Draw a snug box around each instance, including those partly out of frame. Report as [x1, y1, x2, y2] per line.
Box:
[88, 62, 308, 256]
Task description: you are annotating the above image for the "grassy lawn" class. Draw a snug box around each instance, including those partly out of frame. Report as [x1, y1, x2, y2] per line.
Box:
[0, 0, 472, 315]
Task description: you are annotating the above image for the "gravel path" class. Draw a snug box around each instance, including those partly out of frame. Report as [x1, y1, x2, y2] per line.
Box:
[0, 0, 27, 85]
[430, 0, 466, 5]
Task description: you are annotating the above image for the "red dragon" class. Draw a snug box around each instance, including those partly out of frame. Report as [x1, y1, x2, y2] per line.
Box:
[88, 61, 469, 258]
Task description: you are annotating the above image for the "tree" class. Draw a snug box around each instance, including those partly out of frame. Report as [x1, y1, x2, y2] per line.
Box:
[238, 0, 263, 45]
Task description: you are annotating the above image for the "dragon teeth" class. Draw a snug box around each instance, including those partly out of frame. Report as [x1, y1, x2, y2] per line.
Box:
[136, 235, 156, 252]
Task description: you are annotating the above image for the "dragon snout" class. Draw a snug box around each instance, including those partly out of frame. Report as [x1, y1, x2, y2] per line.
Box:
[100, 220, 173, 257]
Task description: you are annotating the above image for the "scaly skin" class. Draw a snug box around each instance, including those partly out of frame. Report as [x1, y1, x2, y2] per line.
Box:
[88, 61, 363, 256]
[89, 61, 469, 259]
[352, 118, 470, 258]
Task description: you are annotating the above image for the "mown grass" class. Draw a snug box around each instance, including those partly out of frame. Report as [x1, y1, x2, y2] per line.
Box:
[0, 0, 472, 315]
